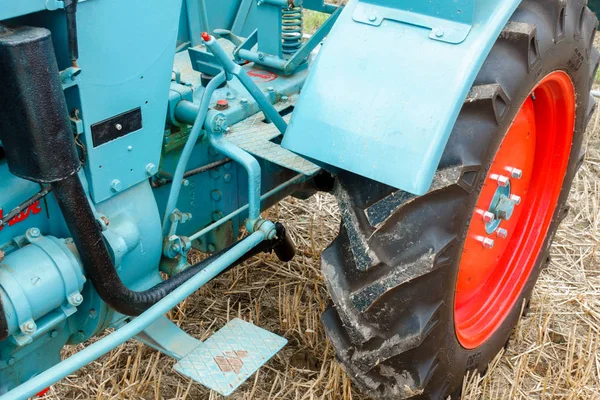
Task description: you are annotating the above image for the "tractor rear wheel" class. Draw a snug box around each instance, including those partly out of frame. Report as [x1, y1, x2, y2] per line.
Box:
[321, 1, 599, 398]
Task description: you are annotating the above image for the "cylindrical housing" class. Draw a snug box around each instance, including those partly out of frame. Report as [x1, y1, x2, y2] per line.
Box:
[0, 235, 85, 336]
[0, 26, 80, 183]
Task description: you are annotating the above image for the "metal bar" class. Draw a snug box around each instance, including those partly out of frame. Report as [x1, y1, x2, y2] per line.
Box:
[2, 231, 267, 400]
[237, 5, 343, 75]
[592, 90, 600, 98]
[189, 173, 305, 241]
[162, 71, 227, 235]
[232, 0, 254, 35]
[203, 35, 288, 135]
[208, 130, 263, 225]
[198, 0, 210, 34]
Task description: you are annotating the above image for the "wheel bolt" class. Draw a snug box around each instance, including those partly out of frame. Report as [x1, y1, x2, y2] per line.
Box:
[510, 194, 522, 205]
[482, 238, 495, 249]
[491, 174, 510, 187]
[482, 211, 495, 223]
[509, 168, 523, 179]
[496, 228, 508, 239]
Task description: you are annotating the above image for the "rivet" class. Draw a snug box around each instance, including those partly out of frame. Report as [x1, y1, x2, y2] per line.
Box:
[127, 146, 133, 152]
[369, 15, 377, 22]
[435, 28, 445, 37]
[182, 179, 190, 187]
[224, 174, 232, 183]
[110, 179, 123, 193]
[497, 228, 508, 239]
[115, 123, 123, 131]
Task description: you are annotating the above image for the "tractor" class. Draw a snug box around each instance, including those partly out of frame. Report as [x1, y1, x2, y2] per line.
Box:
[0, 0, 597, 398]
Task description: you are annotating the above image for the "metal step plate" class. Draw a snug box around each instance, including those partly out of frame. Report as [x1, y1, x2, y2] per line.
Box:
[173, 318, 287, 396]
[227, 113, 320, 176]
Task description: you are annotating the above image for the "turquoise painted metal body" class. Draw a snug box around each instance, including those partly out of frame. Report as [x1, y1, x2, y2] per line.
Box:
[282, 0, 523, 195]
[0, 0, 524, 397]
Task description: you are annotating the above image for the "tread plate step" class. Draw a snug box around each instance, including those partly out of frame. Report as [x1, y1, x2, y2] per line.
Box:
[173, 318, 287, 396]
[227, 113, 320, 176]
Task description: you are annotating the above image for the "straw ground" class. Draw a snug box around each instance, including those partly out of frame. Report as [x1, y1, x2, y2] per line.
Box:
[39, 18, 600, 400]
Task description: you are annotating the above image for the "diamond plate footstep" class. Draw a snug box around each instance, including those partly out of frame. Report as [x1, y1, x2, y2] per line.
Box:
[173, 318, 287, 396]
[227, 113, 320, 176]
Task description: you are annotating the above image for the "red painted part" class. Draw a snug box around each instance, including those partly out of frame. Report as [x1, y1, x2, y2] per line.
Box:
[454, 71, 576, 349]
[201, 32, 210, 42]
[36, 387, 50, 397]
[217, 99, 228, 107]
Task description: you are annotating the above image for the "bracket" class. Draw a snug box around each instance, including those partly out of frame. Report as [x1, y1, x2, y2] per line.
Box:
[352, 0, 474, 44]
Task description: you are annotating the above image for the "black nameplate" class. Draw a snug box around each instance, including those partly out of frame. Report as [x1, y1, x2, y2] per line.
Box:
[91, 107, 142, 147]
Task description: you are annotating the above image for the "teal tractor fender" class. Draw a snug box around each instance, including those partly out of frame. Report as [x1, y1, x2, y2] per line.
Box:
[282, 0, 524, 195]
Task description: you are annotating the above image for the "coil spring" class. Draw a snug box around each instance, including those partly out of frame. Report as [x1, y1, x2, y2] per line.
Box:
[282, 6, 303, 55]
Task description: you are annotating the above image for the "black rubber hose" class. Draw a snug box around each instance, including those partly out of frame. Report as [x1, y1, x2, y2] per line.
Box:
[64, 0, 79, 65]
[52, 173, 290, 316]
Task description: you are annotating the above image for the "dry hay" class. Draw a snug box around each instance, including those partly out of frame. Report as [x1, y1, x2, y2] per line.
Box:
[39, 33, 600, 400]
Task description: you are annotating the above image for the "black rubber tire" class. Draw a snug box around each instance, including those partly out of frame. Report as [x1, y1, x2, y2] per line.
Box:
[321, 1, 599, 399]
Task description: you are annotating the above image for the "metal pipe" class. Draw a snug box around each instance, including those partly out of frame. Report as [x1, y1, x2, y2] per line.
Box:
[592, 90, 600, 98]
[162, 71, 227, 235]
[1, 231, 266, 400]
[202, 34, 288, 135]
[189, 173, 305, 241]
[207, 130, 262, 227]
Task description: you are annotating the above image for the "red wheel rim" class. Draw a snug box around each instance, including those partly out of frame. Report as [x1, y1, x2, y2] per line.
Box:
[454, 71, 576, 349]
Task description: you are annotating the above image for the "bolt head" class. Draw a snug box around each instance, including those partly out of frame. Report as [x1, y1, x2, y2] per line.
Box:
[496, 228, 508, 239]
[171, 243, 181, 253]
[482, 211, 495, 223]
[510, 194, 522, 205]
[435, 28, 444, 37]
[496, 175, 510, 187]
[115, 123, 123, 131]
[22, 321, 36, 334]
[182, 179, 190, 187]
[29, 228, 41, 238]
[146, 163, 158, 176]
[69, 293, 83, 307]
[110, 179, 123, 193]
[482, 238, 495, 249]
[369, 15, 377, 22]
[510, 168, 523, 179]
[127, 146, 133, 152]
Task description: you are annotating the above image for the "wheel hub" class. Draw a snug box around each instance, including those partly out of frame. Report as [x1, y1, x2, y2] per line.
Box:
[454, 71, 576, 349]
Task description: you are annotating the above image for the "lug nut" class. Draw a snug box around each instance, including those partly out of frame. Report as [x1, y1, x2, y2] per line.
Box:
[491, 174, 510, 187]
[510, 194, 522, 205]
[509, 168, 523, 179]
[482, 238, 495, 249]
[482, 211, 495, 223]
[496, 228, 508, 239]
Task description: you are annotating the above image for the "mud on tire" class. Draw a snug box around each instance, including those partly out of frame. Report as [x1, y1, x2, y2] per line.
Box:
[321, 1, 599, 398]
